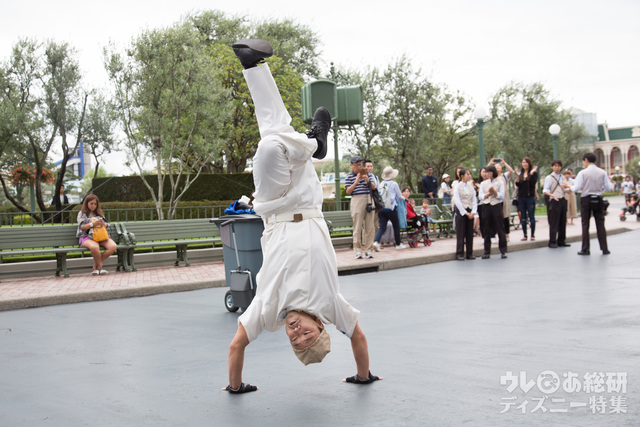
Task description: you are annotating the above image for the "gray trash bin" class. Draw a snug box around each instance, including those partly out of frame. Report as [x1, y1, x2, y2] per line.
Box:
[211, 214, 264, 312]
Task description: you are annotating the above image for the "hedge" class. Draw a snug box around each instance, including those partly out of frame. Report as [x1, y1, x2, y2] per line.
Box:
[92, 173, 256, 202]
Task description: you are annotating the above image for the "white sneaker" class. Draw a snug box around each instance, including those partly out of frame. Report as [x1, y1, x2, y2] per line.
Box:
[91, 270, 100, 276]
[355, 252, 363, 259]
[99, 269, 109, 275]
[372, 241, 381, 252]
[365, 252, 373, 259]
[395, 243, 408, 250]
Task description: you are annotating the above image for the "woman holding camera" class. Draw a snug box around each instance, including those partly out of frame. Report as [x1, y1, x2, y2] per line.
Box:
[515, 157, 538, 241]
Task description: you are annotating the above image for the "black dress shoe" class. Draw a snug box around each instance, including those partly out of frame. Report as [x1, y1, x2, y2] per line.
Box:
[548, 243, 558, 248]
[501, 253, 508, 259]
[559, 243, 571, 247]
[456, 256, 465, 261]
[481, 254, 490, 259]
[603, 250, 611, 255]
[307, 107, 331, 159]
[232, 39, 273, 69]
[577, 250, 590, 255]
[466, 256, 476, 260]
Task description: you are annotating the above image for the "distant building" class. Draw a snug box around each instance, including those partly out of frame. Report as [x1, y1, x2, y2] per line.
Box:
[570, 108, 639, 176]
[595, 124, 640, 175]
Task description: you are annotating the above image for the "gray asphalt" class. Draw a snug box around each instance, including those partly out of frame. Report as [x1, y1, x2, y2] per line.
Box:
[1, 230, 638, 426]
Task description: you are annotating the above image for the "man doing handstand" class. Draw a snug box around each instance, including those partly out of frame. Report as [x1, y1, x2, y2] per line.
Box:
[223, 39, 380, 394]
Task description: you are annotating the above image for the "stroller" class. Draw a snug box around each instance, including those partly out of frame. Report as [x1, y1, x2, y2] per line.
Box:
[407, 217, 432, 248]
[619, 196, 639, 221]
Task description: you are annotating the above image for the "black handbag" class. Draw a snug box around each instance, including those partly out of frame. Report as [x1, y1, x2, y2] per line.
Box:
[370, 182, 385, 212]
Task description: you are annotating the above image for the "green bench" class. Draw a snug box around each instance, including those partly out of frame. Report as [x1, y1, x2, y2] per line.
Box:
[0, 224, 133, 278]
[430, 205, 454, 238]
[509, 211, 520, 230]
[323, 210, 354, 235]
[117, 218, 221, 271]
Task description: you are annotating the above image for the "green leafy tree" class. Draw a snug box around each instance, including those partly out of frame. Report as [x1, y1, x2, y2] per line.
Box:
[185, 10, 321, 173]
[484, 82, 588, 172]
[333, 65, 387, 163]
[81, 93, 118, 183]
[624, 156, 640, 180]
[380, 55, 440, 188]
[0, 39, 111, 220]
[419, 89, 477, 183]
[105, 23, 230, 220]
[252, 18, 321, 77]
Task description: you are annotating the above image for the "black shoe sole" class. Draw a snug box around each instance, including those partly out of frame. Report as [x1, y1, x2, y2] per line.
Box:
[232, 39, 273, 68]
[232, 39, 273, 56]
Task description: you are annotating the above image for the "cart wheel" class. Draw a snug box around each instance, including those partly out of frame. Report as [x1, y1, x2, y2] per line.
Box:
[426, 238, 432, 246]
[224, 290, 239, 312]
[620, 215, 626, 221]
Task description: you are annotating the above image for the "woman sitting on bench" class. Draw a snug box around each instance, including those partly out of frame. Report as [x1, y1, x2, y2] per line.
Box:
[76, 195, 117, 275]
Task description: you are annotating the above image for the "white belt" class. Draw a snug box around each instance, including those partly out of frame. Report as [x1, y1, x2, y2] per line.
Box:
[264, 209, 323, 224]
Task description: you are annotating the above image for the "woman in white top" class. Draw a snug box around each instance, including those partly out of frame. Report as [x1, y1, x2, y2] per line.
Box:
[440, 174, 452, 204]
[453, 168, 478, 260]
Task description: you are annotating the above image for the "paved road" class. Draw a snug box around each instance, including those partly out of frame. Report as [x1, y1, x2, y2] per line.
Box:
[1, 228, 638, 426]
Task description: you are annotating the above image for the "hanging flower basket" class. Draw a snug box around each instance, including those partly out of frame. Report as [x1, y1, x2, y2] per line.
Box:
[9, 165, 56, 185]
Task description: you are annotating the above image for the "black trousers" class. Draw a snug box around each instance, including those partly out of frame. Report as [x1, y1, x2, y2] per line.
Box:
[547, 198, 567, 246]
[455, 211, 474, 258]
[580, 196, 608, 252]
[483, 203, 507, 255]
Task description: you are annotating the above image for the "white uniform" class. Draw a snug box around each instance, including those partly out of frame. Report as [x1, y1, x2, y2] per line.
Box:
[238, 64, 359, 342]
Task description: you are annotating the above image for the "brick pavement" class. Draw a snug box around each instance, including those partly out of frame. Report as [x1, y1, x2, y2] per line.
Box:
[1, 198, 638, 311]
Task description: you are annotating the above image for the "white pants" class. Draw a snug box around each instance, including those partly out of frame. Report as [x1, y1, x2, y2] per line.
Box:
[238, 64, 359, 340]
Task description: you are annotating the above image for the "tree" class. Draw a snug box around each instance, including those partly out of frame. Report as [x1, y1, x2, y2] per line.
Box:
[0, 39, 110, 220]
[484, 82, 588, 172]
[333, 65, 387, 162]
[418, 89, 477, 184]
[380, 55, 440, 189]
[81, 93, 118, 183]
[252, 18, 321, 78]
[105, 23, 230, 220]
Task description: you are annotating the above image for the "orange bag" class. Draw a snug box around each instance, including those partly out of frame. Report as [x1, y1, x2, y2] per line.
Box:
[91, 220, 109, 242]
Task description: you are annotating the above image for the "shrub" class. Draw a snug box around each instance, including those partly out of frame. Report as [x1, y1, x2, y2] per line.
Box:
[92, 173, 255, 202]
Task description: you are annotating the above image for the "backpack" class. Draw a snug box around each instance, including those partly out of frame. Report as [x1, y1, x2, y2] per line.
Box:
[380, 181, 393, 209]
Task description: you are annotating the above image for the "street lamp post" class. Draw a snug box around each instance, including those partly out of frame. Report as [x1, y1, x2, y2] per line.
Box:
[549, 124, 561, 160]
[474, 107, 487, 170]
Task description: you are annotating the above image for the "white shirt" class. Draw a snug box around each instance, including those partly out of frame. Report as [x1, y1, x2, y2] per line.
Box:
[621, 181, 634, 194]
[478, 178, 505, 205]
[453, 181, 478, 215]
[571, 164, 614, 196]
[543, 173, 569, 199]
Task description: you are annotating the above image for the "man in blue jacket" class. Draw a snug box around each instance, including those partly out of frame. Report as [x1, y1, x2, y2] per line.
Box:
[421, 166, 439, 199]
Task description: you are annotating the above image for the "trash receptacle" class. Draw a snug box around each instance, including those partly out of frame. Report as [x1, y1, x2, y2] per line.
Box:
[211, 214, 264, 312]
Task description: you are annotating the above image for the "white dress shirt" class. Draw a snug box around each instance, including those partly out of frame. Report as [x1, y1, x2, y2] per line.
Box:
[571, 164, 614, 196]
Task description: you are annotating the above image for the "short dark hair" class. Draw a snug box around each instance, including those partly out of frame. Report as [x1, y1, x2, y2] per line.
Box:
[551, 159, 563, 167]
[582, 152, 596, 163]
[485, 165, 497, 179]
[427, 166, 433, 170]
[364, 159, 373, 166]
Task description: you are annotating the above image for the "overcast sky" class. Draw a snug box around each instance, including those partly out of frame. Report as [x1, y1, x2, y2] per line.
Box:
[1, 0, 638, 175]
